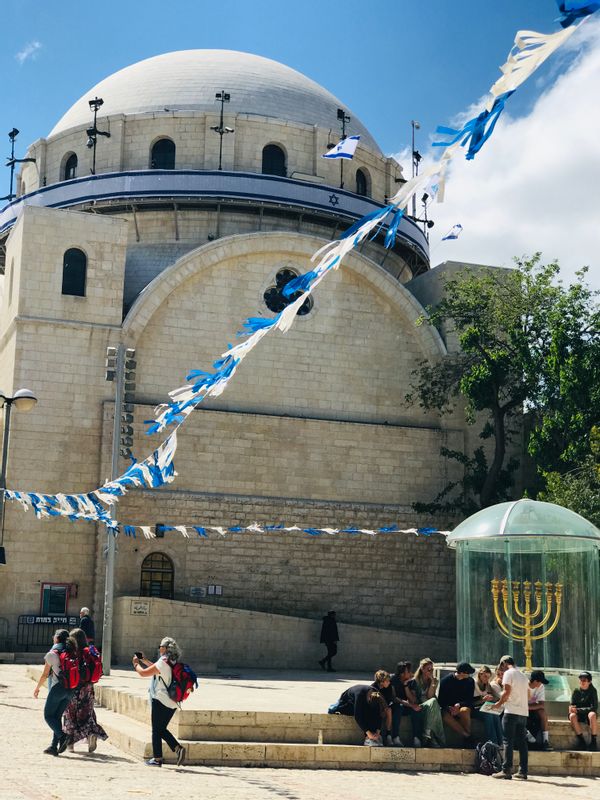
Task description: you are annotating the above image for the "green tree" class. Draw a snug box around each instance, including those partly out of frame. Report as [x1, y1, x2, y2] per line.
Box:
[539, 427, 600, 527]
[407, 255, 600, 511]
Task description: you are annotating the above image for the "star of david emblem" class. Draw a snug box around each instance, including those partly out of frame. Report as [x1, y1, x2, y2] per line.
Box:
[328, 193, 340, 207]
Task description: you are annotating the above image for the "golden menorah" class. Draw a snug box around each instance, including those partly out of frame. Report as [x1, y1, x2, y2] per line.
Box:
[490, 578, 563, 670]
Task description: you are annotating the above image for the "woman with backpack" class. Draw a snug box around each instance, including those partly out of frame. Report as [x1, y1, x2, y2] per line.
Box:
[33, 629, 77, 755]
[62, 627, 107, 753]
[132, 636, 186, 767]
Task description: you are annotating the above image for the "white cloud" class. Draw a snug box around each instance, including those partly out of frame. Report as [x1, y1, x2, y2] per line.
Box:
[417, 20, 600, 289]
[15, 41, 42, 65]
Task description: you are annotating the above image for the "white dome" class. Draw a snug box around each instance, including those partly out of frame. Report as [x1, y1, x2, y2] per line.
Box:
[49, 49, 381, 152]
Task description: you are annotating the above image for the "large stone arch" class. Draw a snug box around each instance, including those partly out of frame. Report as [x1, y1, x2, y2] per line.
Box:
[123, 231, 446, 363]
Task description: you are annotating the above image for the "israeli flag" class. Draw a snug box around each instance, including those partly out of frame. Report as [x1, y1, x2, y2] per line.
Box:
[322, 135, 360, 160]
[442, 224, 463, 240]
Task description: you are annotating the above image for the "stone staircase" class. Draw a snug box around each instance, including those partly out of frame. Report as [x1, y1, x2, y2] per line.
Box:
[26, 667, 600, 775]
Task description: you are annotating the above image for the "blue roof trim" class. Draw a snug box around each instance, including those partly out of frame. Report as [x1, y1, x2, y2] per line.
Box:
[0, 170, 429, 261]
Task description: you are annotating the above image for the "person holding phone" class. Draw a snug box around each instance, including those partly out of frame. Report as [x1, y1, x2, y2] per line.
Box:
[132, 637, 186, 767]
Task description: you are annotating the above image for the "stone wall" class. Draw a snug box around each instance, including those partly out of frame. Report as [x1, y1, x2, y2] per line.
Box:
[20, 111, 402, 202]
[112, 596, 456, 671]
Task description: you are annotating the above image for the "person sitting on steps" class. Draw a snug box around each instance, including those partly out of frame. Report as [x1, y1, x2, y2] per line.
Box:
[526, 669, 552, 751]
[438, 661, 476, 747]
[569, 671, 598, 751]
[391, 661, 424, 748]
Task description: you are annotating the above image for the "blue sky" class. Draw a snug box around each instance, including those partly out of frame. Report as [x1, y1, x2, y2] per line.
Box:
[2, 0, 564, 153]
[2, 0, 599, 283]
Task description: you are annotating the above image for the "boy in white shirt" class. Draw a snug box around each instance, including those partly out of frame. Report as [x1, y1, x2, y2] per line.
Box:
[527, 669, 552, 750]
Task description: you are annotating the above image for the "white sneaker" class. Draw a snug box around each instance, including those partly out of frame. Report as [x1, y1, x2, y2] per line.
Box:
[392, 736, 403, 747]
[364, 737, 383, 747]
[384, 735, 393, 747]
[413, 737, 422, 748]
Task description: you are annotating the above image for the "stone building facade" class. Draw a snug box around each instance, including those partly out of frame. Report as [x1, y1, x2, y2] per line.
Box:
[0, 50, 473, 659]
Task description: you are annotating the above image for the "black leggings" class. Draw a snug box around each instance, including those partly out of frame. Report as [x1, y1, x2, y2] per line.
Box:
[151, 698, 179, 759]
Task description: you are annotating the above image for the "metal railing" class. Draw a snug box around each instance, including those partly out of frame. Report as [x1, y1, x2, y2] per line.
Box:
[16, 615, 79, 651]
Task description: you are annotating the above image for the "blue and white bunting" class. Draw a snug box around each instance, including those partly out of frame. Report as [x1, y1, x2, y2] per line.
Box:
[5, 432, 178, 530]
[112, 522, 450, 540]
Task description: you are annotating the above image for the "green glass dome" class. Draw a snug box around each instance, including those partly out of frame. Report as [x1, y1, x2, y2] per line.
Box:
[447, 499, 600, 548]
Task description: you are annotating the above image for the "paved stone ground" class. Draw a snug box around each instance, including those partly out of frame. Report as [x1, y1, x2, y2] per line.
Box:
[1, 664, 598, 800]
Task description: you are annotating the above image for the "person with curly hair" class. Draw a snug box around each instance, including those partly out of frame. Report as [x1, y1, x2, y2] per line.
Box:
[133, 636, 186, 767]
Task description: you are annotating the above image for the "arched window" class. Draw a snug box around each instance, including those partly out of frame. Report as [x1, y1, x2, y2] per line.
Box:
[61, 248, 87, 297]
[150, 138, 176, 170]
[63, 153, 78, 181]
[140, 552, 174, 599]
[262, 144, 286, 177]
[356, 168, 369, 197]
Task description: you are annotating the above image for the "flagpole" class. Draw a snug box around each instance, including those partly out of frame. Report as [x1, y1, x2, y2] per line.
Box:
[337, 108, 350, 189]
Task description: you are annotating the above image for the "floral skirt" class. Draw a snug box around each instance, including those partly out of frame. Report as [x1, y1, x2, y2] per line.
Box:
[62, 682, 108, 744]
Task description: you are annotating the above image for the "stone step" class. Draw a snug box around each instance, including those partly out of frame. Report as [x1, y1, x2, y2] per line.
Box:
[94, 683, 593, 750]
[96, 705, 600, 775]
[27, 667, 595, 754]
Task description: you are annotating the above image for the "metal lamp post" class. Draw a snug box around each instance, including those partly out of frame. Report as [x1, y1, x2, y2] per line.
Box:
[0, 388, 38, 564]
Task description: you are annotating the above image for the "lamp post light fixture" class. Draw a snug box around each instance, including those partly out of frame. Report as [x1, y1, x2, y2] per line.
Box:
[211, 91, 234, 171]
[1, 129, 36, 203]
[336, 107, 351, 189]
[86, 97, 111, 175]
[0, 388, 38, 565]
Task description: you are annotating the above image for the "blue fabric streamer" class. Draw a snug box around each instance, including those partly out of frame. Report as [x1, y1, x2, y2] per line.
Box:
[228, 526, 244, 532]
[384, 209, 405, 249]
[193, 526, 207, 537]
[433, 91, 514, 160]
[417, 526, 438, 535]
[123, 525, 136, 538]
[239, 316, 279, 335]
[282, 269, 320, 298]
[303, 528, 323, 536]
[265, 524, 285, 530]
[339, 205, 394, 241]
[378, 525, 399, 532]
[557, 1, 600, 27]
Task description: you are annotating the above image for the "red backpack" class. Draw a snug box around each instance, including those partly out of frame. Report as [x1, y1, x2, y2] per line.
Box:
[59, 649, 81, 689]
[81, 645, 103, 684]
[163, 662, 198, 703]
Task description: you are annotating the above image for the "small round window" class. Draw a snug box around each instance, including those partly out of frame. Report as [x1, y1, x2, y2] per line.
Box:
[263, 269, 313, 316]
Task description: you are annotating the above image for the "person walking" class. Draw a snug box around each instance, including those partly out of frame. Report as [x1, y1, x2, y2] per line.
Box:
[133, 636, 186, 767]
[491, 655, 530, 780]
[318, 610, 339, 672]
[62, 627, 107, 753]
[79, 607, 95, 644]
[33, 629, 77, 756]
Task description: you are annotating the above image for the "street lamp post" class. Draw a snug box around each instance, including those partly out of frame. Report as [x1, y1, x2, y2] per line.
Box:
[0, 389, 38, 564]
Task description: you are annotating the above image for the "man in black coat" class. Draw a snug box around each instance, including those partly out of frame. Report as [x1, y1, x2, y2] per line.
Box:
[318, 610, 339, 672]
